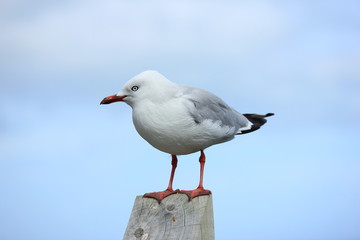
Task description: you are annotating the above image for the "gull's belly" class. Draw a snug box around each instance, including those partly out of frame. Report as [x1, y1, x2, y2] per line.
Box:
[132, 102, 234, 155]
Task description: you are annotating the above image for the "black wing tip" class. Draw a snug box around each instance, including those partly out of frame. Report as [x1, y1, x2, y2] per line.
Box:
[239, 112, 274, 135]
[243, 113, 275, 118]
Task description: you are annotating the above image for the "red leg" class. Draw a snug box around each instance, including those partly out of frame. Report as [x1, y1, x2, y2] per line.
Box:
[179, 150, 211, 200]
[143, 155, 179, 203]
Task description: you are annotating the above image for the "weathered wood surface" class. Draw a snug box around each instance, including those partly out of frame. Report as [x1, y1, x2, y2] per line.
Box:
[123, 194, 214, 240]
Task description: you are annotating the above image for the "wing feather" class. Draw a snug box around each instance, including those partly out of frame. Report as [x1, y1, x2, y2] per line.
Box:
[181, 87, 252, 132]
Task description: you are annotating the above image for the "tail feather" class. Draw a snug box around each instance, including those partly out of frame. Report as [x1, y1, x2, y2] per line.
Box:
[237, 113, 274, 134]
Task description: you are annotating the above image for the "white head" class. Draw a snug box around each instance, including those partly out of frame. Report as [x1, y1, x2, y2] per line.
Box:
[100, 70, 177, 107]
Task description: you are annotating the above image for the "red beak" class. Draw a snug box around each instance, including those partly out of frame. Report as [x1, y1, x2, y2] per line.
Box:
[100, 94, 127, 104]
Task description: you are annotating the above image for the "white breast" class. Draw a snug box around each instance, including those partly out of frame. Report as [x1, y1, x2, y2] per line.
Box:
[131, 99, 234, 155]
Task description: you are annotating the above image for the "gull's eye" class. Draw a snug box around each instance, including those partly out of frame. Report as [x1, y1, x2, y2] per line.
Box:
[131, 86, 139, 91]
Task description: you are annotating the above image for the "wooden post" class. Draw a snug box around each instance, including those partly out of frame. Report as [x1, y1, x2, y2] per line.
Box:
[123, 193, 214, 240]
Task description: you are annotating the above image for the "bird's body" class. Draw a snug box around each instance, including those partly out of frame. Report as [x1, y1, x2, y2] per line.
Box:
[101, 70, 273, 202]
[132, 84, 251, 155]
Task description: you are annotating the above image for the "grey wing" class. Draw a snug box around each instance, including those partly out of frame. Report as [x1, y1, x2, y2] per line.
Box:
[183, 87, 252, 133]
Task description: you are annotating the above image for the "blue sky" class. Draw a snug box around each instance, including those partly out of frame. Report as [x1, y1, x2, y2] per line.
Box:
[1, 0, 360, 239]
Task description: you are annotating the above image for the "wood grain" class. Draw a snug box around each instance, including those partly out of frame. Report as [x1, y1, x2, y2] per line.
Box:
[123, 194, 214, 240]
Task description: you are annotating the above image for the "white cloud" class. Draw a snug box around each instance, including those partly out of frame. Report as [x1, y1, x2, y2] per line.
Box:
[1, 0, 288, 69]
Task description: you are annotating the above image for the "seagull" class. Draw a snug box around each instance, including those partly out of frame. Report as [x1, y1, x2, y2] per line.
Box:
[100, 70, 273, 202]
